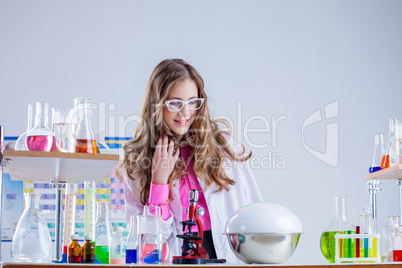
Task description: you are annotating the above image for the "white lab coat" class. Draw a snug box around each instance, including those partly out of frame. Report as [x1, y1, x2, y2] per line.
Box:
[123, 134, 263, 263]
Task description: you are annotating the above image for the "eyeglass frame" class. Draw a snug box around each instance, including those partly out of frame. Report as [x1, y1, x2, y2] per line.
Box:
[164, 98, 205, 112]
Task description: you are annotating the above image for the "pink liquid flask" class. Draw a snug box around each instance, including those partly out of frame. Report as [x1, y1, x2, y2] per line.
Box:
[26, 135, 56, 152]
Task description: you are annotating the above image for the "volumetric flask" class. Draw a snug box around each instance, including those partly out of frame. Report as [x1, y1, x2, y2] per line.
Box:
[15, 104, 34, 151]
[84, 181, 96, 237]
[51, 107, 76, 152]
[11, 193, 53, 263]
[138, 206, 163, 264]
[95, 201, 113, 264]
[26, 102, 56, 152]
[74, 97, 98, 154]
[63, 184, 77, 255]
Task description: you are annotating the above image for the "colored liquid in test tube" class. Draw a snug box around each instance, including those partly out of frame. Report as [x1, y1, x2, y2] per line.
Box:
[63, 184, 77, 254]
[84, 181, 96, 238]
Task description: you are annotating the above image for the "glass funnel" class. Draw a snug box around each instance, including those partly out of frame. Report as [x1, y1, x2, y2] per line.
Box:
[26, 102, 56, 152]
[74, 97, 98, 154]
[11, 193, 53, 263]
[320, 196, 354, 263]
[15, 104, 34, 151]
[51, 107, 76, 152]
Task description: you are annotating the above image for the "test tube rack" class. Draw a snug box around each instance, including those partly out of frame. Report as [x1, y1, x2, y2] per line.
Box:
[335, 233, 381, 263]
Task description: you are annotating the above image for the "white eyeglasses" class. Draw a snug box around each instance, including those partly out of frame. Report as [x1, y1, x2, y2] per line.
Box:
[165, 98, 204, 112]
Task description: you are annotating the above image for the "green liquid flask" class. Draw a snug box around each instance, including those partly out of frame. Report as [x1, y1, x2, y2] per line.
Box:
[95, 201, 112, 264]
[320, 196, 355, 263]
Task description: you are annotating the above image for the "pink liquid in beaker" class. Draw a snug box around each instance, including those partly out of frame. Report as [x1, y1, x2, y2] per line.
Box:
[26, 135, 56, 152]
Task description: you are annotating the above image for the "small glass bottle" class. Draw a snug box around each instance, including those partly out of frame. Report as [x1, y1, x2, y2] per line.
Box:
[68, 234, 82, 263]
[369, 133, 384, 173]
[26, 102, 56, 152]
[126, 214, 138, 264]
[95, 201, 113, 264]
[11, 193, 53, 263]
[393, 227, 402, 261]
[82, 235, 96, 263]
[15, 104, 34, 151]
[110, 226, 126, 264]
[320, 196, 354, 263]
[74, 97, 98, 154]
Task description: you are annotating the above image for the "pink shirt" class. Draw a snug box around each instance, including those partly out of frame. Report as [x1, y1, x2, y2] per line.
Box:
[147, 145, 212, 232]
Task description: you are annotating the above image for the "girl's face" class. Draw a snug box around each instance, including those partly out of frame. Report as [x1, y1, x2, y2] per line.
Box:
[163, 79, 199, 138]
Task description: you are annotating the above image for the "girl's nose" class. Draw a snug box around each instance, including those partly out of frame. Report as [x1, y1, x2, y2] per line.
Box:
[180, 104, 191, 117]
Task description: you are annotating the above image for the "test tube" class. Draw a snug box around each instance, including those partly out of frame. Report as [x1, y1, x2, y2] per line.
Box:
[63, 183, 77, 254]
[84, 181, 96, 238]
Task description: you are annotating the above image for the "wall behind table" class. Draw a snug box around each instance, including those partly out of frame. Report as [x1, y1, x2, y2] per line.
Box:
[1, 0, 402, 264]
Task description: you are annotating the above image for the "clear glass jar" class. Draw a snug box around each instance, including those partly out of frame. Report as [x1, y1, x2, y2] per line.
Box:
[110, 226, 126, 264]
[138, 206, 163, 264]
[11, 193, 53, 263]
[51, 106, 76, 152]
[26, 102, 56, 152]
[15, 104, 34, 151]
[95, 201, 113, 264]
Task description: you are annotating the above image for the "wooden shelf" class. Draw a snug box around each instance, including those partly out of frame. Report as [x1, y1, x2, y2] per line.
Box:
[3, 150, 120, 183]
[365, 164, 402, 181]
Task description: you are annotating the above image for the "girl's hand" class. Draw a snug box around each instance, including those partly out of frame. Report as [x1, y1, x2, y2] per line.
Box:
[151, 134, 180, 185]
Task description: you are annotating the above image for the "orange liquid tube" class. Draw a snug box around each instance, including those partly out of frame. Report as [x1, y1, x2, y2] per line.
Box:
[381, 155, 389, 169]
[75, 139, 98, 154]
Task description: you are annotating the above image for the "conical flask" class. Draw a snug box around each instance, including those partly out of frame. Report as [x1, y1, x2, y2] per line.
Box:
[369, 133, 384, 173]
[320, 196, 354, 263]
[11, 193, 53, 263]
[26, 102, 56, 152]
[74, 97, 98, 154]
[15, 104, 34, 151]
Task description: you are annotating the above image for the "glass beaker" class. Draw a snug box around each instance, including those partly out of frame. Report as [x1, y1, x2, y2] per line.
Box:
[320, 196, 354, 263]
[26, 102, 56, 152]
[15, 104, 34, 151]
[138, 206, 163, 264]
[369, 133, 384, 173]
[74, 97, 98, 154]
[51, 107, 76, 152]
[126, 214, 138, 264]
[95, 201, 113, 264]
[63, 183, 77, 255]
[11, 193, 53, 263]
[84, 181, 96, 238]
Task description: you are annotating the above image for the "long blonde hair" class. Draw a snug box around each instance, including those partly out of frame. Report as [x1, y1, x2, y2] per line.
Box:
[120, 59, 251, 205]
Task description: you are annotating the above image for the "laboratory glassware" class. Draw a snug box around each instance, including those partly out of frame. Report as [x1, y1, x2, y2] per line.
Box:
[389, 119, 401, 166]
[138, 205, 163, 264]
[84, 181, 96, 237]
[369, 133, 384, 173]
[381, 118, 399, 169]
[95, 201, 113, 264]
[358, 205, 377, 258]
[15, 104, 34, 151]
[51, 107, 76, 152]
[394, 124, 402, 166]
[11, 193, 53, 263]
[393, 227, 402, 261]
[26, 102, 56, 152]
[320, 196, 354, 263]
[74, 97, 98, 154]
[384, 216, 400, 261]
[110, 226, 126, 264]
[68, 234, 82, 263]
[63, 184, 77, 255]
[82, 235, 96, 263]
[126, 214, 138, 264]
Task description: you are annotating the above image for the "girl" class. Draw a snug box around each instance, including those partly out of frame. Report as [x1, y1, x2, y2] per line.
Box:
[118, 59, 262, 263]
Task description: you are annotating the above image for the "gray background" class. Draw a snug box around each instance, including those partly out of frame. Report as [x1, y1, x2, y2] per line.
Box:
[1, 0, 401, 264]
